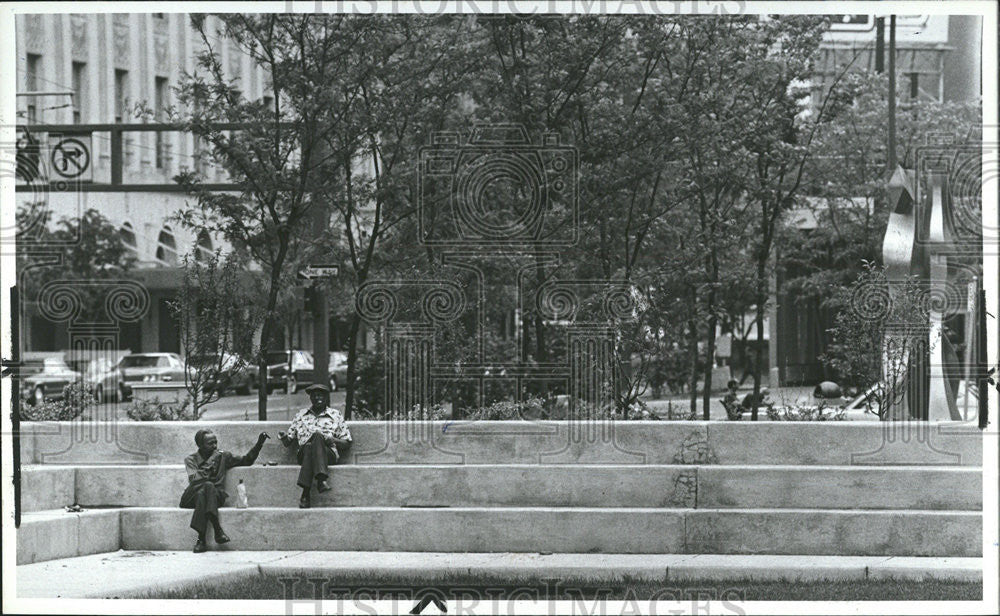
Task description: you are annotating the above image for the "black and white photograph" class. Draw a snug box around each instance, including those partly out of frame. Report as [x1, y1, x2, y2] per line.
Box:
[1, 1, 997, 614]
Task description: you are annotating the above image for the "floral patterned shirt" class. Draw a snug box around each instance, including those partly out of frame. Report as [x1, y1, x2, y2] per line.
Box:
[286, 407, 352, 447]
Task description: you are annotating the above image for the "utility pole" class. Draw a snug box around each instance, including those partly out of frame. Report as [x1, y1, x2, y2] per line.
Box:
[888, 15, 897, 171]
[875, 17, 885, 73]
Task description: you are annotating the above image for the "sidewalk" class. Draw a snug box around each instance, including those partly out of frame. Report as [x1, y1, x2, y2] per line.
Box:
[16, 551, 982, 598]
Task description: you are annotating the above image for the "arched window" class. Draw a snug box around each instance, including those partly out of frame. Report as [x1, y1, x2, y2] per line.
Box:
[155, 225, 178, 266]
[194, 230, 214, 262]
[119, 222, 138, 257]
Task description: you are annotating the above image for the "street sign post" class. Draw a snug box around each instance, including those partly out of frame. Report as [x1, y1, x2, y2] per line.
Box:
[297, 264, 339, 280]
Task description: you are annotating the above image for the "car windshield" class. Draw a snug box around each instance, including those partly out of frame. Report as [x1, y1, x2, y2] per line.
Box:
[330, 352, 347, 366]
[41, 358, 71, 372]
[120, 355, 162, 368]
[265, 352, 289, 365]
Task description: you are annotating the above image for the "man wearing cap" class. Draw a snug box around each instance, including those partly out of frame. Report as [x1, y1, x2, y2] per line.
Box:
[279, 383, 352, 508]
[181, 428, 270, 553]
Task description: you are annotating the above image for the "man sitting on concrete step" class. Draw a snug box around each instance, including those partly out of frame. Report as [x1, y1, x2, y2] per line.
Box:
[279, 383, 352, 508]
[181, 428, 270, 553]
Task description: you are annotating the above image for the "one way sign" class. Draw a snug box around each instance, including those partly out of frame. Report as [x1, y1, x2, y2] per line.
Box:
[297, 264, 339, 280]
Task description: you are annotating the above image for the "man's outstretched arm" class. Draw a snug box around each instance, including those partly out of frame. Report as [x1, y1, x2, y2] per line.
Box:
[227, 433, 270, 468]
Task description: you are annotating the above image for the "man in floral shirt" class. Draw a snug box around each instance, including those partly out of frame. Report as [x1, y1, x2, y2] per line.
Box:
[279, 383, 351, 508]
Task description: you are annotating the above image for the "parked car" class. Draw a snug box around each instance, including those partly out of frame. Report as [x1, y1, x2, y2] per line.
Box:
[117, 352, 187, 399]
[264, 350, 314, 394]
[21, 356, 81, 405]
[186, 353, 253, 396]
[328, 351, 348, 391]
[86, 357, 127, 403]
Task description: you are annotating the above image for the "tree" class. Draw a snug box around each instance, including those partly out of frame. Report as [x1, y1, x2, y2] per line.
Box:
[732, 16, 836, 420]
[823, 262, 930, 419]
[17, 206, 137, 323]
[171, 251, 257, 417]
[170, 15, 375, 419]
[781, 71, 981, 344]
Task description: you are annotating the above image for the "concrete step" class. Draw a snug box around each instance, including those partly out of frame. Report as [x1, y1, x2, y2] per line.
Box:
[20, 420, 984, 466]
[17, 506, 981, 564]
[23, 464, 982, 511]
[119, 507, 981, 557]
[16, 509, 121, 565]
[15, 551, 983, 598]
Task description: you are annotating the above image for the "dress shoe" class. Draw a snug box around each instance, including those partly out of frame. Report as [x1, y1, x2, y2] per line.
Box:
[193, 539, 207, 553]
[317, 479, 332, 493]
[214, 530, 230, 544]
[299, 495, 311, 508]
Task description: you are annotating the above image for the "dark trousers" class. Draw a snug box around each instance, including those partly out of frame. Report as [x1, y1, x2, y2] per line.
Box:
[296, 433, 340, 489]
[179, 481, 225, 536]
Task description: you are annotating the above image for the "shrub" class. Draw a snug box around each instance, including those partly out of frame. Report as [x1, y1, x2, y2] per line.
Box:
[766, 403, 846, 421]
[125, 398, 196, 421]
[403, 404, 450, 421]
[351, 351, 384, 417]
[19, 381, 95, 421]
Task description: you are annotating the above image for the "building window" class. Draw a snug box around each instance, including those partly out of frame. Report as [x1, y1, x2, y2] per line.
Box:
[120, 222, 138, 257]
[154, 13, 165, 19]
[25, 53, 41, 123]
[194, 230, 214, 261]
[155, 77, 169, 168]
[72, 62, 87, 124]
[155, 225, 178, 266]
[114, 69, 129, 123]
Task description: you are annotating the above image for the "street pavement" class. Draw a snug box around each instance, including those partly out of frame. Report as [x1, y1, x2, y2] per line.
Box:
[90, 385, 876, 422]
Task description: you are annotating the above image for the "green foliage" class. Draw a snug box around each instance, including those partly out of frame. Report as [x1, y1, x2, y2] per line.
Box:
[171, 251, 258, 416]
[18, 381, 95, 421]
[124, 398, 196, 421]
[16, 207, 136, 323]
[822, 262, 930, 419]
[766, 402, 846, 422]
[783, 71, 982, 314]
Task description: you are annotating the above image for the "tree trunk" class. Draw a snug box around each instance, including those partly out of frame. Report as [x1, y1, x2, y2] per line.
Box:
[701, 246, 720, 420]
[750, 256, 768, 421]
[702, 311, 717, 420]
[256, 247, 287, 420]
[687, 318, 699, 416]
[343, 312, 361, 420]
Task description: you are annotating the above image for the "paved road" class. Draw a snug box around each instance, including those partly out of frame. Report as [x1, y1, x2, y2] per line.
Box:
[89, 384, 876, 422]
[87, 389, 348, 422]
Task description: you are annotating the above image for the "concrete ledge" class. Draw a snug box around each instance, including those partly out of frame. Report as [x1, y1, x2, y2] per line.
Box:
[706, 422, 982, 466]
[121, 507, 688, 553]
[58, 464, 980, 511]
[15, 551, 983, 598]
[685, 509, 982, 557]
[17, 509, 121, 565]
[697, 465, 982, 510]
[115, 506, 981, 556]
[21, 420, 982, 466]
[71, 464, 697, 508]
[20, 466, 76, 512]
